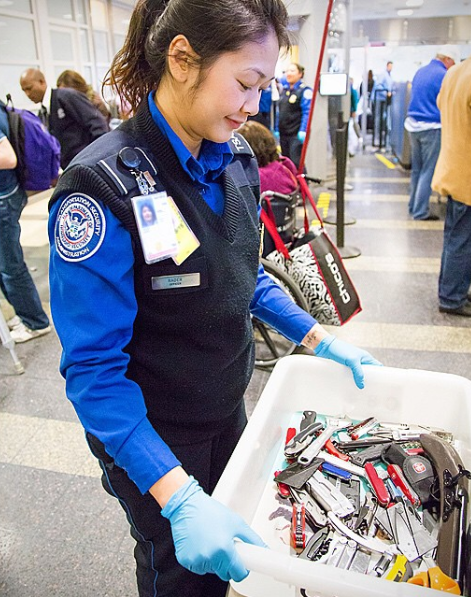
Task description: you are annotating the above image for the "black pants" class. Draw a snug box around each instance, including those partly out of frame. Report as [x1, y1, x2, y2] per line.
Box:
[87, 403, 248, 597]
[248, 112, 270, 129]
[280, 134, 303, 169]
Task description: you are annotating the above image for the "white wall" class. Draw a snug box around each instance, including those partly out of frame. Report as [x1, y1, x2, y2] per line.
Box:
[350, 43, 471, 90]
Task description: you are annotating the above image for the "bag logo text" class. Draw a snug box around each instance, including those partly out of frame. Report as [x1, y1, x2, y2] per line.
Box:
[325, 253, 351, 304]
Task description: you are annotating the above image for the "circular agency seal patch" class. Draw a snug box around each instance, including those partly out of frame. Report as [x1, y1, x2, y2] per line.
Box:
[55, 193, 106, 262]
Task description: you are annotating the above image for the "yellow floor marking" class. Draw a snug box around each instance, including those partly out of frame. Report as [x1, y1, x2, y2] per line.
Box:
[375, 154, 397, 169]
[316, 192, 331, 218]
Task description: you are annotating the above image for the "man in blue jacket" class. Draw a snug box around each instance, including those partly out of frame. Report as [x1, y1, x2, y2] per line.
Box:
[404, 46, 460, 220]
[19, 68, 109, 169]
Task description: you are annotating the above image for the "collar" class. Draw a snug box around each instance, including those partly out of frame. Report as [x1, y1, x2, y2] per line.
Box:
[42, 87, 52, 112]
[431, 58, 447, 71]
[289, 80, 304, 91]
[147, 92, 233, 184]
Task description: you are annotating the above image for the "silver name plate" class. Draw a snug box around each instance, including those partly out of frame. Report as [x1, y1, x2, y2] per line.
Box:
[152, 272, 201, 290]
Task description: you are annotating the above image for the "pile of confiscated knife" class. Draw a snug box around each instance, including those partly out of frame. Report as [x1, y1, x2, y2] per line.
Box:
[273, 410, 470, 594]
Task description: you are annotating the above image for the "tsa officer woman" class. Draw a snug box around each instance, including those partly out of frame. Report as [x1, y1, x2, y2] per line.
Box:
[277, 62, 313, 168]
[48, 1, 380, 596]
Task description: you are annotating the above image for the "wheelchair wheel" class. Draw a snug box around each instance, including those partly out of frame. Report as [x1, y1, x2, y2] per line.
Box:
[253, 258, 309, 369]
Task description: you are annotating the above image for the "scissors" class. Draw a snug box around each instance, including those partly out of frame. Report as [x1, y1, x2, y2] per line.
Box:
[407, 556, 461, 594]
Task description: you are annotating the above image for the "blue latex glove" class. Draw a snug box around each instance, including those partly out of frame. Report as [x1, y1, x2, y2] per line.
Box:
[314, 335, 382, 389]
[273, 130, 280, 141]
[297, 130, 306, 142]
[161, 477, 265, 581]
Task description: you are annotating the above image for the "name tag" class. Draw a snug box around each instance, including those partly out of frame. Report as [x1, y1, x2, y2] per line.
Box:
[152, 272, 201, 291]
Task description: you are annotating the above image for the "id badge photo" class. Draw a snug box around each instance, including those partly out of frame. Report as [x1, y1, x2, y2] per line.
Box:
[132, 192, 178, 264]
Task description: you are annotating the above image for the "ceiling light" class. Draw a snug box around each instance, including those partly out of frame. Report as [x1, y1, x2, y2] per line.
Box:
[406, 0, 423, 5]
[397, 9, 414, 16]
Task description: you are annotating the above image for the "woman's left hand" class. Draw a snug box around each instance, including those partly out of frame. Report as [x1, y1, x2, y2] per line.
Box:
[314, 334, 382, 389]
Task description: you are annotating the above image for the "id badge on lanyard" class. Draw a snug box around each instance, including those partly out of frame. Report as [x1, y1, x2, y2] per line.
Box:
[131, 192, 178, 264]
[119, 147, 200, 265]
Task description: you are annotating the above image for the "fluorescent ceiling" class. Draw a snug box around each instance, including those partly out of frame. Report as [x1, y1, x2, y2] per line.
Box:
[353, 0, 471, 20]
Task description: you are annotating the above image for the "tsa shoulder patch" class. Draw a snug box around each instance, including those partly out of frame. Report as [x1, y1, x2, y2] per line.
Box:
[54, 193, 106, 262]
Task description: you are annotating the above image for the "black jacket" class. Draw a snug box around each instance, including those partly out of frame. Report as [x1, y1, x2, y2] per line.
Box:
[50, 101, 261, 438]
[49, 87, 109, 169]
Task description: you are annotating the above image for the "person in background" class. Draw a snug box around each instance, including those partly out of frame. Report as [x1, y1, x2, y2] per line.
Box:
[238, 120, 298, 195]
[57, 69, 111, 123]
[374, 61, 394, 106]
[405, 46, 460, 221]
[48, 1, 381, 596]
[432, 54, 471, 317]
[359, 69, 375, 133]
[248, 87, 272, 129]
[372, 61, 394, 147]
[277, 62, 312, 168]
[350, 77, 361, 138]
[359, 69, 375, 100]
[19, 68, 109, 169]
[0, 100, 51, 343]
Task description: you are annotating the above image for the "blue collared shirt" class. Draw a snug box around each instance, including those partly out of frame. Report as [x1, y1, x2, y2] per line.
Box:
[148, 93, 232, 216]
[49, 95, 316, 495]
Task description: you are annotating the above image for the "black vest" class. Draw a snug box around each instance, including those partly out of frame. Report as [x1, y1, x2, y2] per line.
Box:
[279, 84, 307, 136]
[50, 101, 261, 439]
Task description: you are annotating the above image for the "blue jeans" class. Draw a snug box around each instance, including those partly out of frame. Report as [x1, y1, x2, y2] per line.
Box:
[0, 185, 50, 330]
[408, 128, 441, 220]
[438, 196, 471, 309]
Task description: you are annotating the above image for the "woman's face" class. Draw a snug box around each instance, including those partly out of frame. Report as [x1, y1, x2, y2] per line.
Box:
[285, 63, 303, 86]
[142, 205, 154, 224]
[163, 31, 279, 154]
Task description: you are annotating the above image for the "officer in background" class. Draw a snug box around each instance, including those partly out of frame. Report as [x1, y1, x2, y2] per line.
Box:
[247, 87, 272, 129]
[277, 62, 313, 168]
[19, 68, 109, 169]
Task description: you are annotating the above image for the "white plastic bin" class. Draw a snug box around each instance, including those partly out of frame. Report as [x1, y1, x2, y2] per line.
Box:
[213, 355, 471, 597]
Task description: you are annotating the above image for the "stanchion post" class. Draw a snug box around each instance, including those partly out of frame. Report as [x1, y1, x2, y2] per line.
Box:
[332, 113, 361, 259]
[335, 114, 348, 249]
[379, 99, 386, 151]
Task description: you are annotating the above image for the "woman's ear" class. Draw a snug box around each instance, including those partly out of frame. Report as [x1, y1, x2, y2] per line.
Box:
[167, 35, 199, 83]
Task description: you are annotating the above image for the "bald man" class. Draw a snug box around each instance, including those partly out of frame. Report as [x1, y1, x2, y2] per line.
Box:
[20, 68, 109, 169]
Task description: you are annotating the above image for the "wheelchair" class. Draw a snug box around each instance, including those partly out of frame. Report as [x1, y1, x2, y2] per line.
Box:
[253, 187, 310, 369]
[253, 256, 309, 368]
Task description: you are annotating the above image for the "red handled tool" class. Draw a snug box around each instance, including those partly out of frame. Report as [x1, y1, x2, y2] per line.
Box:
[274, 470, 291, 498]
[285, 427, 297, 446]
[324, 438, 350, 461]
[387, 464, 421, 506]
[365, 462, 390, 507]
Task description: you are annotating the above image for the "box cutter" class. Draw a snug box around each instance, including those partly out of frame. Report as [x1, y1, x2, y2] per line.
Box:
[284, 421, 324, 458]
[306, 471, 355, 518]
[375, 422, 453, 443]
[298, 417, 351, 466]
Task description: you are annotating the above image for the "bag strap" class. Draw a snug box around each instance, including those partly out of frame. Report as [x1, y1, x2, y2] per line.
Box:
[260, 207, 290, 259]
[261, 196, 277, 227]
[298, 174, 324, 230]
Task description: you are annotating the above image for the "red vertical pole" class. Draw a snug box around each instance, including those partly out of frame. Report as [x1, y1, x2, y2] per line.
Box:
[297, 0, 335, 175]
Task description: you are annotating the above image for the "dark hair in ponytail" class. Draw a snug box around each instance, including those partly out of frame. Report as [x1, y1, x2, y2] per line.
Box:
[105, 0, 290, 113]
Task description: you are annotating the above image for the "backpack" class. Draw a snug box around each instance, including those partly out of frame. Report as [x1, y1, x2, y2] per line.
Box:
[4, 94, 61, 192]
